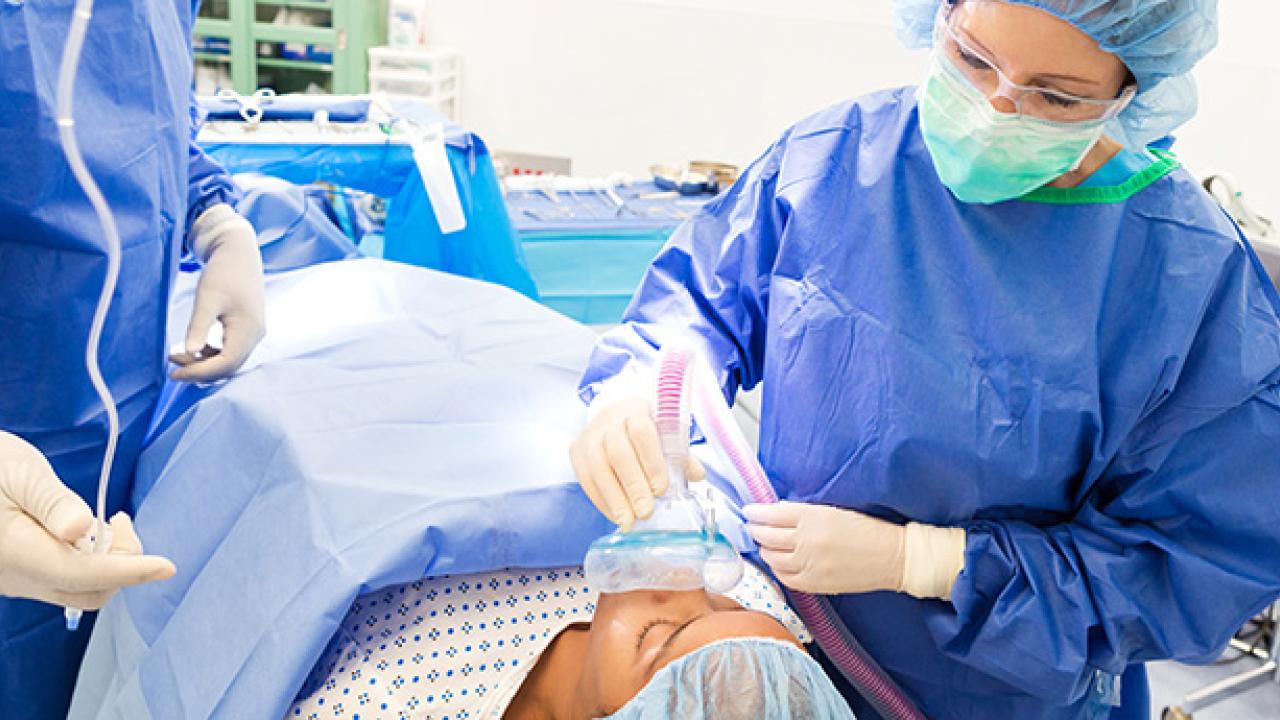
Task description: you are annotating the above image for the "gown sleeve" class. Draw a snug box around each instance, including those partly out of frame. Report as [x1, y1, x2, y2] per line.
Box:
[578, 140, 790, 405]
[186, 1, 240, 238]
[184, 94, 241, 242]
[938, 240, 1280, 704]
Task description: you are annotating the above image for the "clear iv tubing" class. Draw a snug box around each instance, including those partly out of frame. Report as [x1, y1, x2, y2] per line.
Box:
[656, 345, 928, 720]
[56, 0, 120, 631]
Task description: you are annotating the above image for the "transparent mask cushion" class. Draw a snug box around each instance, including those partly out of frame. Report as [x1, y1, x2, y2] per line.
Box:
[584, 527, 744, 594]
[585, 456, 744, 593]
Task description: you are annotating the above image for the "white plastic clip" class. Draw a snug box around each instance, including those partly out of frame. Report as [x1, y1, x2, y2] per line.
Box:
[216, 87, 276, 129]
[408, 123, 467, 234]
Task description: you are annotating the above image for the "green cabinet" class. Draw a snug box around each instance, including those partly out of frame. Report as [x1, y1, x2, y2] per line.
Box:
[194, 0, 388, 95]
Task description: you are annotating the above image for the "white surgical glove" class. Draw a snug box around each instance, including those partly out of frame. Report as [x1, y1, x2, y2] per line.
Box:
[170, 203, 265, 382]
[744, 501, 967, 600]
[570, 369, 706, 532]
[0, 432, 176, 609]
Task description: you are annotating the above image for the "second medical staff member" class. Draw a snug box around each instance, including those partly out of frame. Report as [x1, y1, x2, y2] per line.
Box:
[0, 0, 265, 717]
[571, 0, 1280, 717]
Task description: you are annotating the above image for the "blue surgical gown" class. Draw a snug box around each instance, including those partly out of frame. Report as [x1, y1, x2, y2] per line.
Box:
[581, 88, 1280, 720]
[0, 1, 238, 717]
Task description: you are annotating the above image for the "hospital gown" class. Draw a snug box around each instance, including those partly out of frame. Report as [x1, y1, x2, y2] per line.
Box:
[288, 564, 810, 720]
[0, 2, 240, 716]
[582, 87, 1280, 719]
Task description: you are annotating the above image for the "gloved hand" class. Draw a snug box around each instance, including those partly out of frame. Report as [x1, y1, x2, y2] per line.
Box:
[170, 204, 265, 382]
[0, 432, 176, 609]
[570, 384, 706, 532]
[744, 502, 967, 600]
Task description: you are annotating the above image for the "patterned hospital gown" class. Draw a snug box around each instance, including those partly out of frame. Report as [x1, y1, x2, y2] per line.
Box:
[286, 563, 810, 720]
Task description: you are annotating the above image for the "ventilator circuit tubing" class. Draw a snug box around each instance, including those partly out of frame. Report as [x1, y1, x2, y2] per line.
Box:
[654, 350, 695, 493]
[655, 346, 927, 720]
[56, 0, 121, 630]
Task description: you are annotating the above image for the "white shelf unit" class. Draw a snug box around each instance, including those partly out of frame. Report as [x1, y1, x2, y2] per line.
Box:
[368, 46, 460, 120]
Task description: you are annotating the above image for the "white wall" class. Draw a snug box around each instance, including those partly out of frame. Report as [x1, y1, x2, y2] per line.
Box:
[426, 0, 1280, 221]
[1176, 12, 1280, 223]
[424, 0, 928, 173]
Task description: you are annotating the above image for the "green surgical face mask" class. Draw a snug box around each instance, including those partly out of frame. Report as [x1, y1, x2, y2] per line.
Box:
[919, 53, 1108, 205]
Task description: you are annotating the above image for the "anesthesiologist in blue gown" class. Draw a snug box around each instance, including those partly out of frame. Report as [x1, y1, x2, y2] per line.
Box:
[0, 0, 266, 717]
[571, 1, 1280, 718]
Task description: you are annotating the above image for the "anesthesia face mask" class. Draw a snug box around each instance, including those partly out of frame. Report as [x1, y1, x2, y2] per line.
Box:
[583, 349, 744, 594]
[582, 494, 744, 594]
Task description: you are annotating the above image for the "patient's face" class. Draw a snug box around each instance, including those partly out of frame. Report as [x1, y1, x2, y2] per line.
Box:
[575, 589, 801, 716]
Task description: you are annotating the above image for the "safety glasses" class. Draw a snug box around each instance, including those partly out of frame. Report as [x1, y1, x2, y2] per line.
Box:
[934, 2, 1136, 124]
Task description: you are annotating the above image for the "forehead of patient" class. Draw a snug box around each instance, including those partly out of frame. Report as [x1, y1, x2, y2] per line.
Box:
[577, 588, 802, 716]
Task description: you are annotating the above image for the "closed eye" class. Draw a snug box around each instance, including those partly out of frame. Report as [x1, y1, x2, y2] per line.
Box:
[635, 618, 675, 652]
[1038, 90, 1080, 108]
[956, 46, 991, 72]
[642, 610, 758, 677]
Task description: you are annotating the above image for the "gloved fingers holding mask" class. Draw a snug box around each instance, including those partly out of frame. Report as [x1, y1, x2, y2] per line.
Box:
[570, 380, 706, 532]
[170, 203, 266, 382]
[0, 432, 176, 609]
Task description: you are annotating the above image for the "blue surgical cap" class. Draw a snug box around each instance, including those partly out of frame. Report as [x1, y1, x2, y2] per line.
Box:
[603, 638, 856, 719]
[892, 0, 1219, 149]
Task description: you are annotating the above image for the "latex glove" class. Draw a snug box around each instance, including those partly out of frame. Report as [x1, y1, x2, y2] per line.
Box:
[744, 502, 967, 600]
[570, 381, 706, 532]
[170, 204, 265, 382]
[0, 432, 176, 609]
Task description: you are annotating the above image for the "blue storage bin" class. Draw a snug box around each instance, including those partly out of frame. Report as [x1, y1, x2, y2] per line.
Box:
[199, 97, 538, 298]
[519, 228, 673, 325]
[506, 181, 710, 324]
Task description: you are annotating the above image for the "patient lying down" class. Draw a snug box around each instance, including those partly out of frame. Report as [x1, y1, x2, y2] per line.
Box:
[287, 563, 854, 719]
